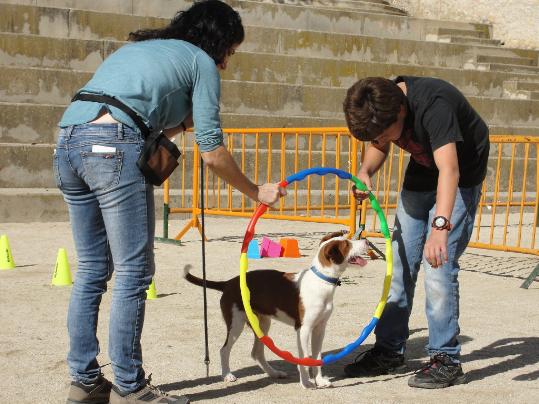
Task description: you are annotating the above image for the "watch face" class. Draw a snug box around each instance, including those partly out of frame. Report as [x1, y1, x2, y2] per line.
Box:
[435, 217, 446, 227]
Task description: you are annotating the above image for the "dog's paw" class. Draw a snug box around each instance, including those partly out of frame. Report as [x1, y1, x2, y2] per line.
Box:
[300, 380, 317, 389]
[223, 373, 237, 382]
[268, 369, 288, 379]
[315, 376, 333, 388]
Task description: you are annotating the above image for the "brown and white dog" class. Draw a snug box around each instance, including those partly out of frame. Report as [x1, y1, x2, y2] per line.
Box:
[183, 231, 368, 389]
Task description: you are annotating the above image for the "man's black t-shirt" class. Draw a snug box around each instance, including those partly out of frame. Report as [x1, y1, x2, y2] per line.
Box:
[392, 76, 490, 191]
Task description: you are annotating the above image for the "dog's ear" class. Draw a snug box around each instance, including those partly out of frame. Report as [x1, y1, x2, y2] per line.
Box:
[319, 239, 351, 266]
[319, 230, 347, 245]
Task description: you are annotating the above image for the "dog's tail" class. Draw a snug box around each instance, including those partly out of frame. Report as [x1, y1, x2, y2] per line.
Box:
[182, 264, 226, 292]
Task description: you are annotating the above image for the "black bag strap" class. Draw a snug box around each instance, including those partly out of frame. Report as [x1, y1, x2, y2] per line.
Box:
[72, 93, 150, 138]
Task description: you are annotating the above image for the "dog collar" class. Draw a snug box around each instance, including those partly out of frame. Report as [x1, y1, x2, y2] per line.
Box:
[310, 266, 341, 286]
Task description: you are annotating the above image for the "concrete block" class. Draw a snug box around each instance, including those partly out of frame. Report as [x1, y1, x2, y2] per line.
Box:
[36, 0, 132, 14]
[0, 33, 105, 70]
[477, 54, 537, 67]
[484, 63, 539, 75]
[0, 4, 70, 37]
[0, 1, 493, 41]
[0, 102, 64, 144]
[0, 66, 91, 105]
[0, 144, 57, 188]
[439, 35, 502, 47]
[437, 27, 487, 39]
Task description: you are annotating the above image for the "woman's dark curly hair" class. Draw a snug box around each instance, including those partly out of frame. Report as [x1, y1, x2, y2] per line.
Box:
[128, 0, 244, 65]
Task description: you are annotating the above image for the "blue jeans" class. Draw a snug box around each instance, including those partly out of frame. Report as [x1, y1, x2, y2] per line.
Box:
[374, 185, 481, 360]
[54, 123, 155, 392]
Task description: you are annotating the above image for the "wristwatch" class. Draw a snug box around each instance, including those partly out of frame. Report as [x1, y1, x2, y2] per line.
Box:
[432, 216, 452, 231]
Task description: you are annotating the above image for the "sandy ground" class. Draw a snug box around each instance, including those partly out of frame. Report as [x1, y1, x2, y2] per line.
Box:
[1, 217, 538, 404]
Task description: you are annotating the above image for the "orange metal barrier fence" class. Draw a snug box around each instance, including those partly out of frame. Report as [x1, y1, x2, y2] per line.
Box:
[159, 129, 538, 257]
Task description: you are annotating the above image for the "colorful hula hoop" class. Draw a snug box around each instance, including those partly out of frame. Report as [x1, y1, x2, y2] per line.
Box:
[239, 167, 393, 366]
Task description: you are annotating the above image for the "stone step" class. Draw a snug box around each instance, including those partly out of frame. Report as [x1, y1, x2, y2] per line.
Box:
[1, 66, 538, 128]
[275, 0, 407, 15]
[438, 35, 502, 47]
[0, 2, 491, 42]
[2, 62, 539, 117]
[4, 101, 537, 148]
[437, 27, 489, 39]
[504, 80, 539, 93]
[1, 0, 401, 17]
[4, 29, 538, 75]
[481, 63, 539, 75]
[477, 54, 538, 67]
[0, 102, 346, 145]
[503, 89, 539, 101]
[224, 51, 539, 98]
[0, 187, 71, 222]
[0, 32, 110, 70]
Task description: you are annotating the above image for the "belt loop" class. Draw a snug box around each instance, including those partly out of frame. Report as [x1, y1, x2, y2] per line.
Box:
[65, 125, 74, 139]
[117, 123, 124, 140]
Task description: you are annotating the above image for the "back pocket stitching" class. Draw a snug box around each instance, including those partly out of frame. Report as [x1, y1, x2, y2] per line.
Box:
[80, 151, 124, 192]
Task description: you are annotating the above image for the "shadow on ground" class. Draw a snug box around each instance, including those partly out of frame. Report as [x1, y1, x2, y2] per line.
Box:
[159, 332, 539, 400]
[462, 337, 539, 382]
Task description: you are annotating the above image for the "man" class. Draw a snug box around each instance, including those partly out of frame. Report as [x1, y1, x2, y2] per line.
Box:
[342, 76, 489, 388]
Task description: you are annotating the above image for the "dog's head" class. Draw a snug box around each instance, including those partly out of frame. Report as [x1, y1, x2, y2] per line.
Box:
[314, 231, 368, 276]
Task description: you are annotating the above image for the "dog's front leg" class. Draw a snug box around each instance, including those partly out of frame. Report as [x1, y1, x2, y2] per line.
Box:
[311, 322, 332, 388]
[297, 326, 316, 389]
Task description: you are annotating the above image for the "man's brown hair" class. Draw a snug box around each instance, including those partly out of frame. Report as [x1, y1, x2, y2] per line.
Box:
[343, 77, 406, 141]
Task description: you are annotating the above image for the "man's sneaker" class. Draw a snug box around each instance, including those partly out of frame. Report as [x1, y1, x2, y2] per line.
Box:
[109, 375, 189, 404]
[408, 352, 467, 389]
[66, 375, 112, 404]
[344, 347, 406, 377]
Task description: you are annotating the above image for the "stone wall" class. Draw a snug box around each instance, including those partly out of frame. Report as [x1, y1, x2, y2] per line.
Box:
[389, 0, 539, 49]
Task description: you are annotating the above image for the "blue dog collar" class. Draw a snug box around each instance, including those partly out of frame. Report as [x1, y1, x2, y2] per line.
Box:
[310, 266, 341, 286]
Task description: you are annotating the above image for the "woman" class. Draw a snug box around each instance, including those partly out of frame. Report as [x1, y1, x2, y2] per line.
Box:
[55, 1, 285, 403]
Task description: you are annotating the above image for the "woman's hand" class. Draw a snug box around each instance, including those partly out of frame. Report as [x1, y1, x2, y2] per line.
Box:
[257, 183, 287, 206]
[424, 230, 449, 268]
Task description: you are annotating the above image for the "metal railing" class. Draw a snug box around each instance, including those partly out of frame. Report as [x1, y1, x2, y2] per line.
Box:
[160, 129, 538, 256]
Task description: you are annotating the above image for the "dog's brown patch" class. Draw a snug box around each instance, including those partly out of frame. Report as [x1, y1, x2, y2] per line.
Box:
[219, 271, 304, 332]
[318, 239, 351, 267]
[319, 231, 347, 244]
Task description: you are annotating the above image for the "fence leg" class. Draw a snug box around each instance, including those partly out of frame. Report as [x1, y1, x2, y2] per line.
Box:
[154, 178, 182, 245]
[520, 263, 539, 289]
[163, 202, 169, 239]
[173, 214, 206, 242]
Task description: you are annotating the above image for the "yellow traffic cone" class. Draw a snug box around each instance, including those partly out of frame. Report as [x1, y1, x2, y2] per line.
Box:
[51, 248, 73, 286]
[0, 234, 15, 270]
[146, 279, 157, 300]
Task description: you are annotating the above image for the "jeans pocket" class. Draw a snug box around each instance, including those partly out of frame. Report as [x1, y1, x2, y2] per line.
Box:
[53, 150, 62, 189]
[81, 151, 123, 192]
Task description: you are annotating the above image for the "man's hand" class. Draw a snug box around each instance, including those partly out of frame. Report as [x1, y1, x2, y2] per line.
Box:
[351, 171, 373, 203]
[424, 230, 449, 268]
[257, 183, 287, 206]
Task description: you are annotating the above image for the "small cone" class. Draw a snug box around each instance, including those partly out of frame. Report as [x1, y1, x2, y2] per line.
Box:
[146, 279, 157, 300]
[51, 248, 72, 286]
[280, 238, 301, 258]
[247, 239, 261, 259]
[0, 234, 16, 270]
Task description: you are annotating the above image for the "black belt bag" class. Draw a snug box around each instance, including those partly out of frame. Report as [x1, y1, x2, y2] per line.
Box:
[72, 93, 181, 186]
